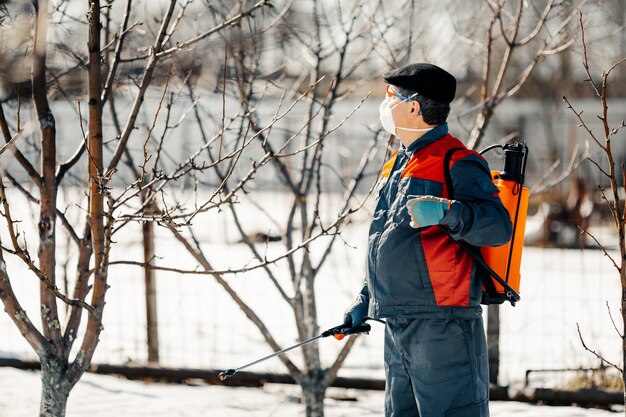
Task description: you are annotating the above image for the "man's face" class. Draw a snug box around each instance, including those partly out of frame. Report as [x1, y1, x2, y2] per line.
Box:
[385, 85, 420, 127]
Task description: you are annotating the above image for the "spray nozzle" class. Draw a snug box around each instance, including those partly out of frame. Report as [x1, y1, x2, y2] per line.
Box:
[495, 143, 528, 184]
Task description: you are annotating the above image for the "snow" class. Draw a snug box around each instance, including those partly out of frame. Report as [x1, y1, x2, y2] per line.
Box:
[0, 367, 620, 417]
[0, 189, 625, 415]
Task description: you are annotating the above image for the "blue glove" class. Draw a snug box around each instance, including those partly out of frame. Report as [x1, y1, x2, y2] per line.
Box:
[343, 294, 369, 329]
[407, 195, 452, 228]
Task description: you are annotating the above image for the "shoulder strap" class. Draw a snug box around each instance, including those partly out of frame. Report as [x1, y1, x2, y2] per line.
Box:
[443, 147, 464, 199]
[441, 146, 517, 305]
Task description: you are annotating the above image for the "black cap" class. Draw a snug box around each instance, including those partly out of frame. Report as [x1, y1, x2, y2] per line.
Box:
[383, 63, 456, 104]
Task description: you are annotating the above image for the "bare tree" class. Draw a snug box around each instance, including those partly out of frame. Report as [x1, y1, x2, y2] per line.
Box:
[0, 1, 383, 416]
[0, 1, 273, 416]
[99, 1, 427, 416]
[123, 1, 399, 415]
[566, 13, 626, 411]
[445, 0, 587, 149]
[442, 0, 591, 385]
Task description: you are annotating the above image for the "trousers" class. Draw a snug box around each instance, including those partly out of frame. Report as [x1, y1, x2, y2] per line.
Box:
[384, 316, 489, 417]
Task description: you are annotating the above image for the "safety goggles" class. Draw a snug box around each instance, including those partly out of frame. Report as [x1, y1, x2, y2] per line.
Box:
[385, 85, 417, 102]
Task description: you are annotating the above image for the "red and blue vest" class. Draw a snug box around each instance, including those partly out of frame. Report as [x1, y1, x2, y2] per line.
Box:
[365, 123, 511, 319]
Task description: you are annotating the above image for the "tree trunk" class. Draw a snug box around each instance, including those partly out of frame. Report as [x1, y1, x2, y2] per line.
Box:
[301, 371, 327, 417]
[487, 304, 500, 385]
[143, 211, 159, 363]
[32, 0, 63, 354]
[622, 286, 626, 415]
[40, 357, 70, 417]
[299, 259, 325, 417]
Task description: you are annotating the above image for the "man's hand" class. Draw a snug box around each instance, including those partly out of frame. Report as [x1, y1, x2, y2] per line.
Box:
[407, 195, 452, 228]
[343, 294, 369, 329]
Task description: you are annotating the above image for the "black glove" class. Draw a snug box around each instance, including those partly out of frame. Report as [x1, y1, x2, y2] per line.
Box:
[343, 293, 369, 329]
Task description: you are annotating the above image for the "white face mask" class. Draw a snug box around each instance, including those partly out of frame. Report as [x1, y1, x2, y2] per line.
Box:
[379, 100, 433, 136]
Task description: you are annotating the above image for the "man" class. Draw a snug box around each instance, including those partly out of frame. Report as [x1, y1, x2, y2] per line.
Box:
[343, 63, 512, 417]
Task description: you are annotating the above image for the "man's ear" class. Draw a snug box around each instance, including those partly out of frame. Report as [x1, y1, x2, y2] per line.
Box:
[409, 102, 421, 119]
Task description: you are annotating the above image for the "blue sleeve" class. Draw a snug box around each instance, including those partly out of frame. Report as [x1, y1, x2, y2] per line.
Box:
[439, 154, 512, 247]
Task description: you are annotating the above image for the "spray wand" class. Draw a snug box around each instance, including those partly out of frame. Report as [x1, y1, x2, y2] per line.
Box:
[219, 318, 384, 381]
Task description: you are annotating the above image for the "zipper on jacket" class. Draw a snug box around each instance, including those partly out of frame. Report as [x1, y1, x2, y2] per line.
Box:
[369, 149, 406, 305]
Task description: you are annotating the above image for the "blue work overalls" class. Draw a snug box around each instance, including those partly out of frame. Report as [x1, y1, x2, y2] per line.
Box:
[362, 123, 512, 416]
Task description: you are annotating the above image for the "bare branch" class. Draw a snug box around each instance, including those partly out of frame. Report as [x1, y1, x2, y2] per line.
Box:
[313, 136, 380, 273]
[516, 0, 555, 46]
[606, 301, 623, 338]
[579, 12, 600, 97]
[156, 0, 272, 59]
[562, 96, 604, 151]
[139, 65, 172, 183]
[585, 156, 610, 179]
[160, 0, 192, 50]
[101, 0, 134, 107]
[0, 122, 32, 157]
[0, 104, 41, 187]
[468, 1, 583, 149]
[0, 254, 50, 357]
[578, 226, 620, 273]
[0, 180, 93, 313]
[56, 0, 135, 184]
[606, 57, 626, 78]
[112, 84, 326, 231]
[531, 141, 591, 194]
[577, 323, 622, 373]
[56, 99, 89, 184]
[4, 173, 80, 245]
[105, 0, 178, 177]
[226, 202, 293, 304]
[166, 223, 304, 382]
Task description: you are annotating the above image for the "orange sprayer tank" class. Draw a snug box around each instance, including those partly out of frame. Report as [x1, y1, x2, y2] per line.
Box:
[480, 171, 529, 298]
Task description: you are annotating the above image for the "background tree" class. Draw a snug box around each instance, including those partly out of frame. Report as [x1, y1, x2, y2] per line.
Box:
[125, 2, 411, 416]
[566, 14, 626, 412]
[0, 1, 275, 416]
[444, 0, 591, 384]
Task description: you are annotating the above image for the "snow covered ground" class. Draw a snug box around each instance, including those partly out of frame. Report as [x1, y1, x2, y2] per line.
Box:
[0, 191, 621, 384]
[0, 190, 624, 415]
[0, 367, 621, 417]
